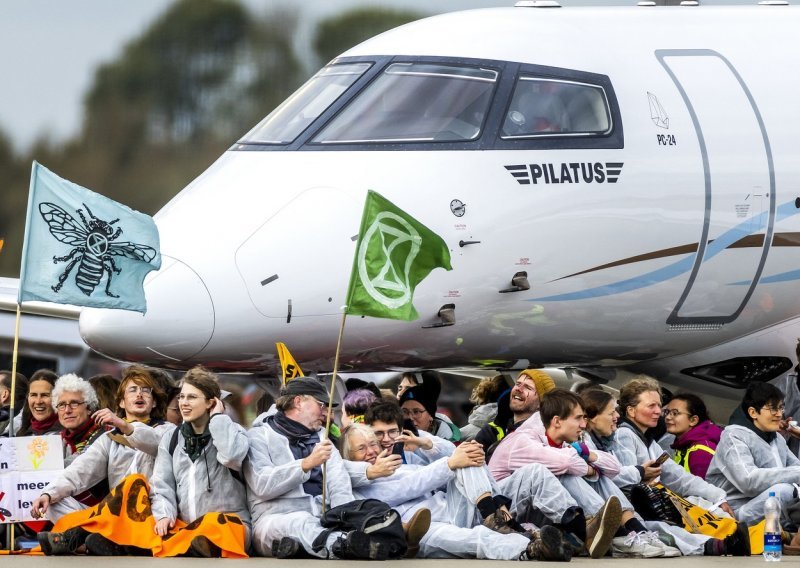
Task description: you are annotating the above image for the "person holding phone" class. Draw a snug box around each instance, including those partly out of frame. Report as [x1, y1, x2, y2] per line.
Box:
[150, 366, 251, 557]
[611, 377, 749, 557]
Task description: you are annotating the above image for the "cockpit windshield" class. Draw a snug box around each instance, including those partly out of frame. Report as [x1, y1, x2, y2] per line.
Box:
[311, 62, 498, 144]
[501, 77, 611, 138]
[239, 62, 371, 145]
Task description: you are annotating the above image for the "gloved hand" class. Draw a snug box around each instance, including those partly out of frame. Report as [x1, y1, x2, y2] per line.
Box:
[571, 441, 590, 460]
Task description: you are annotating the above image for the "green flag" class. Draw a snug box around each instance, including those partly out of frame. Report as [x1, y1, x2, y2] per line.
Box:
[345, 191, 452, 320]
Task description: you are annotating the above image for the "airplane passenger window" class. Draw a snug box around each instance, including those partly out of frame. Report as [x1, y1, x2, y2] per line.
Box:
[311, 62, 498, 144]
[239, 62, 371, 144]
[501, 77, 611, 138]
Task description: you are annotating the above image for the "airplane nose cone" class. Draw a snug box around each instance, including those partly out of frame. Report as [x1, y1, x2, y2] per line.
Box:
[79, 256, 214, 363]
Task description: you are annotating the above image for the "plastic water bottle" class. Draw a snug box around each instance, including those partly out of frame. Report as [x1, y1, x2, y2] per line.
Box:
[764, 491, 782, 561]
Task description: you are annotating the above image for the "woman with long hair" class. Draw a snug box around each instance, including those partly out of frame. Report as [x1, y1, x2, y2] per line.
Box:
[150, 366, 250, 557]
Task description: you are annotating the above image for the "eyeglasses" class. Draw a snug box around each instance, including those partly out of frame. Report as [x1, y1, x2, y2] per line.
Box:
[761, 404, 786, 415]
[178, 393, 207, 402]
[125, 386, 153, 396]
[401, 408, 427, 417]
[305, 396, 326, 410]
[662, 409, 691, 418]
[373, 428, 400, 439]
[56, 400, 87, 412]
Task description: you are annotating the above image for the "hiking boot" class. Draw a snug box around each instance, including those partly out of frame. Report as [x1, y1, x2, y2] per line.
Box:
[331, 530, 389, 560]
[38, 527, 89, 555]
[524, 525, 572, 562]
[722, 521, 751, 556]
[403, 508, 431, 558]
[483, 507, 521, 535]
[271, 536, 306, 559]
[185, 536, 221, 558]
[611, 531, 665, 558]
[641, 531, 681, 557]
[585, 496, 621, 559]
[85, 533, 126, 556]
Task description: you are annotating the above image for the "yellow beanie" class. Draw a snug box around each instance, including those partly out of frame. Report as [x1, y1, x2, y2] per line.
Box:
[518, 369, 556, 397]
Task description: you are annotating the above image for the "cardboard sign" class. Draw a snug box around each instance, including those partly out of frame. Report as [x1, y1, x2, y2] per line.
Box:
[0, 435, 63, 523]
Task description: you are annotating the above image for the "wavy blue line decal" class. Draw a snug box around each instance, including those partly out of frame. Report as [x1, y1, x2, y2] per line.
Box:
[533, 200, 800, 302]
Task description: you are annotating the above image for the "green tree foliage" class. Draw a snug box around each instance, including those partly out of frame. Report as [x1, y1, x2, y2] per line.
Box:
[0, 0, 303, 277]
[313, 7, 424, 65]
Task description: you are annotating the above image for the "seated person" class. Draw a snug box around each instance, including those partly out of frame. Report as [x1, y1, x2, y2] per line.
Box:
[365, 400, 454, 466]
[475, 370, 554, 458]
[490, 388, 663, 558]
[663, 393, 721, 480]
[341, 388, 378, 427]
[398, 371, 460, 442]
[706, 382, 800, 525]
[245, 377, 396, 559]
[13, 369, 62, 437]
[460, 374, 508, 442]
[341, 423, 571, 562]
[0, 370, 27, 435]
[32, 366, 174, 553]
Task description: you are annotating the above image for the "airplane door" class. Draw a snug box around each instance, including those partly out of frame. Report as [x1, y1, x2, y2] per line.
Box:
[657, 50, 775, 327]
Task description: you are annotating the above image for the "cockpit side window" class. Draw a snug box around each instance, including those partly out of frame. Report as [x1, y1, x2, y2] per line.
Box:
[501, 77, 611, 139]
[239, 62, 371, 145]
[311, 63, 498, 144]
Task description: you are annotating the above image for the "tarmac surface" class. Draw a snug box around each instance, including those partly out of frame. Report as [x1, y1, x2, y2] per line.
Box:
[3, 556, 800, 566]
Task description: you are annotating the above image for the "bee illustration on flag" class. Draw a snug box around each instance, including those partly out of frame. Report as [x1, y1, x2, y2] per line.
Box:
[39, 202, 158, 298]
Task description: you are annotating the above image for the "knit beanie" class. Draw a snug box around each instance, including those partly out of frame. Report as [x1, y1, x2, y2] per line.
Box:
[399, 378, 440, 418]
[518, 369, 556, 398]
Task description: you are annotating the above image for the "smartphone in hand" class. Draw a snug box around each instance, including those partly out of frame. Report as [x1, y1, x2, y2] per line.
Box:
[654, 451, 670, 466]
[392, 441, 405, 456]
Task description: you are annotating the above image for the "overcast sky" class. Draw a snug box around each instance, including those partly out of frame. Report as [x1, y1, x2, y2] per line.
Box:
[0, 0, 754, 154]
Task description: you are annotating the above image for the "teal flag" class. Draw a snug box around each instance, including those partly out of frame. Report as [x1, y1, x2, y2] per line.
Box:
[345, 190, 452, 321]
[18, 162, 161, 313]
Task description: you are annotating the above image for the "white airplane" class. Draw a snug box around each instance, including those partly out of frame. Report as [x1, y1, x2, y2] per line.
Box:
[72, 1, 800, 402]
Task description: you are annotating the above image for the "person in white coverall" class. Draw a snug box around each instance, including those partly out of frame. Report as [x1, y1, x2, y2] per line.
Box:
[341, 423, 572, 561]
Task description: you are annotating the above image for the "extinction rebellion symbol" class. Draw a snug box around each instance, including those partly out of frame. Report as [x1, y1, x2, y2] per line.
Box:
[357, 212, 422, 309]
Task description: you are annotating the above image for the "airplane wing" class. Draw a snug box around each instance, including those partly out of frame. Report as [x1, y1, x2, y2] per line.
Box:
[0, 277, 82, 320]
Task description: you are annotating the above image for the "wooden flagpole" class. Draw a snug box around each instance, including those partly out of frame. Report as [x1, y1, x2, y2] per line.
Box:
[6, 303, 22, 550]
[321, 310, 348, 514]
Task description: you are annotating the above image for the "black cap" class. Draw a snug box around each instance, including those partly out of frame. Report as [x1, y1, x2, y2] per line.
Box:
[280, 377, 338, 407]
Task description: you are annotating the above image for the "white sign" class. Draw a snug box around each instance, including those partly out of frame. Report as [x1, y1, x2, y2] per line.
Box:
[0, 435, 63, 523]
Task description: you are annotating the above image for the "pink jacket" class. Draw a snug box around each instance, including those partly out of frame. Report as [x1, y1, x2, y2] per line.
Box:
[489, 412, 621, 482]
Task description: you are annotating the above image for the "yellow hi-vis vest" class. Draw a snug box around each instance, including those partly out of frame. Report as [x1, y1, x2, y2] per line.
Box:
[673, 443, 716, 473]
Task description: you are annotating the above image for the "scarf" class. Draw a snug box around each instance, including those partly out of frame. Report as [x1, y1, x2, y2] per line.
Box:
[589, 429, 615, 452]
[61, 417, 102, 454]
[268, 411, 323, 496]
[31, 412, 60, 435]
[180, 421, 212, 462]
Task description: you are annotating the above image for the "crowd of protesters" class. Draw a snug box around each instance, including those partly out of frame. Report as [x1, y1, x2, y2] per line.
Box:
[1, 352, 800, 560]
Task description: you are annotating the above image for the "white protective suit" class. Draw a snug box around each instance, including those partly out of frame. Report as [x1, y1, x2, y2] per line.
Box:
[706, 421, 800, 525]
[43, 421, 174, 521]
[611, 422, 726, 505]
[460, 403, 498, 441]
[244, 412, 354, 558]
[585, 431, 709, 555]
[150, 415, 251, 547]
[345, 457, 532, 559]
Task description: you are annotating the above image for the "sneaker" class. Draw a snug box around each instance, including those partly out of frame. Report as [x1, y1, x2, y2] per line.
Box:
[85, 533, 126, 556]
[483, 507, 519, 535]
[641, 531, 681, 557]
[185, 536, 221, 558]
[524, 525, 573, 562]
[271, 536, 304, 559]
[38, 527, 89, 555]
[722, 521, 751, 556]
[403, 508, 431, 558]
[611, 531, 665, 558]
[331, 530, 389, 560]
[585, 496, 622, 559]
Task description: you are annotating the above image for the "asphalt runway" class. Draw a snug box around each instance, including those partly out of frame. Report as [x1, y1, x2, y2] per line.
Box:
[2, 556, 800, 566]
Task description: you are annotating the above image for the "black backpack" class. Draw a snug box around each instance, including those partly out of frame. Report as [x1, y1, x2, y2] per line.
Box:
[311, 499, 407, 558]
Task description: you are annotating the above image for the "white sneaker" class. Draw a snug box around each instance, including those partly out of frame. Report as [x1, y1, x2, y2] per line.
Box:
[612, 531, 665, 558]
[642, 531, 681, 557]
